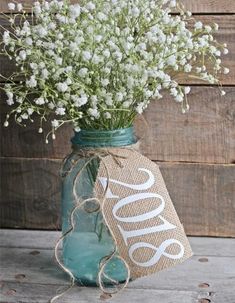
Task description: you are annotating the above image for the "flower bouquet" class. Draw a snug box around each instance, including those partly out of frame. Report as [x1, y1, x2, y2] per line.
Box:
[1, 0, 229, 300]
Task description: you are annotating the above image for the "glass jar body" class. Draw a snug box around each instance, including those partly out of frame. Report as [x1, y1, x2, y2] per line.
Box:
[61, 127, 136, 286]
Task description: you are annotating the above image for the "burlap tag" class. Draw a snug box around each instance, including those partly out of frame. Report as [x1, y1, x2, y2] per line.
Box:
[95, 149, 193, 279]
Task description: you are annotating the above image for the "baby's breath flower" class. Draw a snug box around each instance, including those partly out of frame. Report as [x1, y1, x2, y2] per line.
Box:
[6, 91, 13, 99]
[115, 92, 124, 102]
[27, 108, 34, 115]
[86, 2, 96, 10]
[83, 51, 92, 61]
[41, 69, 49, 79]
[56, 82, 68, 92]
[55, 57, 63, 65]
[19, 50, 27, 61]
[223, 48, 229, 55]
[184, 87, 191, 94]
[136, 102, 145, 114]
[74, 126, 81, 132]
[184, 64, 192, 73]
[92, 54, 101, 64]
[78, 68, 88, 78]
[103, 49, 110, 58]
[175, 95, 184, 102]
[35, 97, 45, 105]
[70, 4, 81, 18]
[6, 98, 14, 106]
[33, 2, 41, 16]
[221, 90, 226, 96]
[21, 113, 29, 120]
[8, 3, 15, 10]
[55, 107, 66, 116]
[17, 3, 23, 11]
[194, 21, 203, 30]
[205, 25, 212, 33]
[26, 76, 37, 88]
[3, 31, 10, 45]
[4, 120, 9, 127]
[104, 112, 111, 119]
[2, 0, 229, 138]
[25, 37, 33, 46]
[101, 79, 109, 87]
[214, 23, 219, 31]
[88, 108, 100, 118]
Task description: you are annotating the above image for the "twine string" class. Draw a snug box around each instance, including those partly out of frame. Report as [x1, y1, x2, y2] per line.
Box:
[97, 160, 130, 295]
[49, 145, 138, 302]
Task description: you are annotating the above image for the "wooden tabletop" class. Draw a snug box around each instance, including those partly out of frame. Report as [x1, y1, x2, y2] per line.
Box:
[0, 229, 234, 303]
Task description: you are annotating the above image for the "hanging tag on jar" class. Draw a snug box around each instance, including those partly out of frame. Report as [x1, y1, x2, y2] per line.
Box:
[95, 149, 193, 279]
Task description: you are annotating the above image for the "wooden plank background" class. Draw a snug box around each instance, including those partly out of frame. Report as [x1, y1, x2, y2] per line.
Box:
[1, 0, 235, 13]
[1, 231, 235, 303]
[0, 1, 235, 237]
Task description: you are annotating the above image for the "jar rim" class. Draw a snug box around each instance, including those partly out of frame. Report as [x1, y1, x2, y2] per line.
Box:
[74, 126, 134, 134]
[71, 126, 137, 148]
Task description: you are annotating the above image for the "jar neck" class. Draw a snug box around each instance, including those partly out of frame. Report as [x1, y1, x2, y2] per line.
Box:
[71, 126, 137, 148]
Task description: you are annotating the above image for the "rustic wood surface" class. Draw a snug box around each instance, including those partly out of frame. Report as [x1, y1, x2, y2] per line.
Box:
[0, 2, 235, 236]
[1, 229, 234, 255]
[1, 0, 235, 13]
[1, 157, 235, 237]
[181, 0, 235, 13]
[0, 229, 235, 303]
[0, 158, 61, 230]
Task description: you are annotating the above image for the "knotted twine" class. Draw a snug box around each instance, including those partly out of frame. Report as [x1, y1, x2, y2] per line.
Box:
[49, 139, 193, 302]
[49, 143, 140, 303]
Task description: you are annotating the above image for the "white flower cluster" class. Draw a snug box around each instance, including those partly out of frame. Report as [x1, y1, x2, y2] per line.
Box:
[1, 0, 229, 138]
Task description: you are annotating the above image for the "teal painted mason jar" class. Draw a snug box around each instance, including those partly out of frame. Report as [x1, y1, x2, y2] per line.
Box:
[61, 127, 137, 286]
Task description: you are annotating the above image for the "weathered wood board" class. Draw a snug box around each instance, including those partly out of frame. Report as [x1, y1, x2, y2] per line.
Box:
[136, 86, 235, 164]
[0, 158, 61, 230]
[1, 248, 234, 291]
[1, 0, 235, 13]
[1, 15, 234, 85]
[1, 157, 234, 237]
[160, 162, 235, 237]
[1, 86, 235, 163]
[0, 230, 234, 303]
[0, 283, 203, 303]
[1, 229, 234, 256]
[181, 0, 235, 13]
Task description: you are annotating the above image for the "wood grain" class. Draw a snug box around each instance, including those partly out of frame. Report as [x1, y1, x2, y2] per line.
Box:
[0, 157, 61, 229]
[160, 162, 235, 237]
[181, 0, 235, 13]
[1, 157, 234, 237]
[1, 281, 234, 303]
[138, 86, 235, 164]
[1, 229, 235, 256]
[2, 86, 235, 164]
[0, 15, 234, 85]
[0, 282, 200, 303]
[0, 230, 234, 303]
[0, 248, 234, 292]
[1, 0, 235, 13]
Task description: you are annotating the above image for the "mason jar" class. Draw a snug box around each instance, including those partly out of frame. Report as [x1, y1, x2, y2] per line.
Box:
[61, 127, 137, 286]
